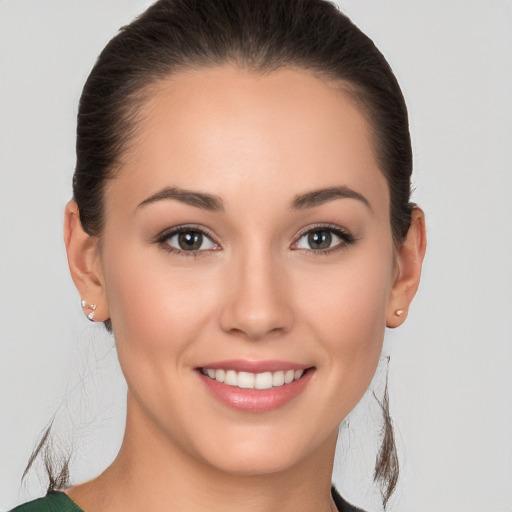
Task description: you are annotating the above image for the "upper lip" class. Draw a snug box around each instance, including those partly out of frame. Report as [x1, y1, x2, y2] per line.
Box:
[197, 359, 312, 373]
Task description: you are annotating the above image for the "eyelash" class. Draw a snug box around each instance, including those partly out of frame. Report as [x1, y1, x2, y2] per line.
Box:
[155, 223, 356, 257]
[292, 223, 357, 255]
[156, 224, 219, 258]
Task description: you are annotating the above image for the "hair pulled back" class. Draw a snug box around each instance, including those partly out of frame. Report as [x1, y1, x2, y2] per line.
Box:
[72, 0, 411, 506]
[75, 0, 413, 243]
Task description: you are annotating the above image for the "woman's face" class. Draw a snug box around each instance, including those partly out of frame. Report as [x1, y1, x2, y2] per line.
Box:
[96, 66, 397, 474]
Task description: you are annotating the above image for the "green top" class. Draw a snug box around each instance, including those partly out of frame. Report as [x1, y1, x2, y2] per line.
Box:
[9, 492, 84, 512]
[10, 488, 364, 512]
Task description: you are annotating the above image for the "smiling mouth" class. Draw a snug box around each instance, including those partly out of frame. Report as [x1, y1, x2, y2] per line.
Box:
[200, 368, 309, 390]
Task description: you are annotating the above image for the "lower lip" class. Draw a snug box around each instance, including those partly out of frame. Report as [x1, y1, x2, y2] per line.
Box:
[198, 369, 314, 412]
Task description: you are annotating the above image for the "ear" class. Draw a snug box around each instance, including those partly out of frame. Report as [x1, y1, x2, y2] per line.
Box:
[386, 207, 427, 328]
[64, 200, 109, 322]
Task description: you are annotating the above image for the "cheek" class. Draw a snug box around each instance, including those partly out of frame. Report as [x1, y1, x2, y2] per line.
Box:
[295, 241, 394, 399]
[102, 245, 218, 367]
[101, 247, 225, 439]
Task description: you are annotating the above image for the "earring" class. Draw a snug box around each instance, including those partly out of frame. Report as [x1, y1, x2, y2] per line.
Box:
[81, 299, 97, 321]
[394, 309, 404, 317]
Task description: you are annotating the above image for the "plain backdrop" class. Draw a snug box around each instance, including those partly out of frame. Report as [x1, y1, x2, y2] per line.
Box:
[1, 1, 511, 511]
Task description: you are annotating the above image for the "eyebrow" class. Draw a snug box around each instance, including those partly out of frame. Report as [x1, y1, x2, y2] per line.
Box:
[137, 186, 224, 211]
[290, 186, 371, 211]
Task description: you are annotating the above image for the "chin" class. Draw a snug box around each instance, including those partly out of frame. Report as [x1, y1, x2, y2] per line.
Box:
[193, 425, 334, 477]
[206, 448, 304, 477]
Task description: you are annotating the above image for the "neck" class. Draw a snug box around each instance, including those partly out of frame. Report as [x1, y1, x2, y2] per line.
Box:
[68, 394, 339, 512]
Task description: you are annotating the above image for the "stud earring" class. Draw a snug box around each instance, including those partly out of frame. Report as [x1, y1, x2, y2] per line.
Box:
[81, 299, 97, 321]
[394, 309, 404, 317]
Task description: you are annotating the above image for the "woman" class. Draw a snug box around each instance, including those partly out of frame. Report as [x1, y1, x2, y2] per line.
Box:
[10, 0, 426, 511]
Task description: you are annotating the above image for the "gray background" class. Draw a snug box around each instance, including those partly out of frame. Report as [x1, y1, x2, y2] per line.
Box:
[1, 1, 511, 511]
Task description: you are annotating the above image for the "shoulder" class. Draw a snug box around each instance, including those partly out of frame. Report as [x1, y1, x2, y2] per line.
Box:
[331, 485, 367, 512]
[9, 492, 84, 512]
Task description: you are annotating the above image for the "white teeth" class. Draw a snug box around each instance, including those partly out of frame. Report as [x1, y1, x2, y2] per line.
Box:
[225, 369, 238, 386]
[202, 367, 306, 389]
[255, 372, 273, 390]
[284, 370, 295, 384]
[272, 370, 285, 387]
[237, 371, 255, 389]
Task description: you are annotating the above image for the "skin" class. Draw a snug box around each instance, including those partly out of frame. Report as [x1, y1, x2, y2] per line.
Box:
[64, 66, 426, 512]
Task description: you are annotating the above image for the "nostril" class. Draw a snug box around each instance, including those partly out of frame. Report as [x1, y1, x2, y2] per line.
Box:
[218, 273, 294, 339]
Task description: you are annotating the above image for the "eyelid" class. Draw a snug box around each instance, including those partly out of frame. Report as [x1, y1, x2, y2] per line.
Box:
[291, 223, 356, 252]
[154, 222, 355, 256]
[155, 224, 221, 256]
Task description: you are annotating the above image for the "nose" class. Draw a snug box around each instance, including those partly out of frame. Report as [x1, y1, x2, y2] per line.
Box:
[218, 248, 294, 341]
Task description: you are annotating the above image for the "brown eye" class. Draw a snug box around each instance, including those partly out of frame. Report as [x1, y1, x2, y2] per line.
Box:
[163, 228, 218, 252]
[307, 230, 332, 250]
[293, 226, 354, 252]
[178, 231, 204, 251]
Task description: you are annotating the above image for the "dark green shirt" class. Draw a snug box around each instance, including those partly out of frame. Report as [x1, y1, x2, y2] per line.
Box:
[10, 487, 365, 512]
[10, 493, 83, 512]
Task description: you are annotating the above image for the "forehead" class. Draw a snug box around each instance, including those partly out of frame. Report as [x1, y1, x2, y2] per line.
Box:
[107, 65, 389, 215]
